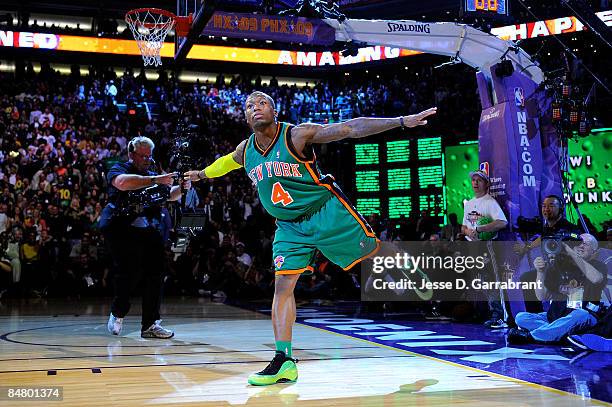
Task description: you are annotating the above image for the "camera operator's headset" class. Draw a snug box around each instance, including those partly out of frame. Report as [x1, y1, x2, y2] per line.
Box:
[127, 137, 137, 159]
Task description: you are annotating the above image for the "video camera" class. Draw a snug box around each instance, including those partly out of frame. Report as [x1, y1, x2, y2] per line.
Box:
[113, 184, 171, 217]
[127, 184, 171, 207]
[541, 231, 582, 265]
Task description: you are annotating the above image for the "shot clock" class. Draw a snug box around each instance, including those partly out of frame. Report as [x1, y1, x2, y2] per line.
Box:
[461, 0, 510, 19]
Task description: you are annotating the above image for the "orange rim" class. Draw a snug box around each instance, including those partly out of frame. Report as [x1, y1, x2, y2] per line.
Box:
[125, 8, 176, 26]
[125, 8, 192, 35]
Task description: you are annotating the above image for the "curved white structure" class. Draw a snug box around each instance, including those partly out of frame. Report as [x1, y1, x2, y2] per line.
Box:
[325, 18, 544, 85]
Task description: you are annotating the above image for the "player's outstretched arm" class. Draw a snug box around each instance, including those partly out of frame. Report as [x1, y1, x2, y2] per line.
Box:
[184, 139, 247, 182]
[292, 107, 437, 146]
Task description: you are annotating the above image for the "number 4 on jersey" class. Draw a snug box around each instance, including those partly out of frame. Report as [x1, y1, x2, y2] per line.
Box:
[271, 182, 294, 206]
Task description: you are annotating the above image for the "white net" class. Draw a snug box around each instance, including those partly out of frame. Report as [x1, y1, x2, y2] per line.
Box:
[125, 9, 176, 67]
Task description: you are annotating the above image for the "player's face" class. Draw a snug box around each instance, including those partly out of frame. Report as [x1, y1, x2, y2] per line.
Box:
[541, 197, 560, 221]
[245, 96, 276, 130]
[131, 145, 153, 173]
[471, 176, 488, 196]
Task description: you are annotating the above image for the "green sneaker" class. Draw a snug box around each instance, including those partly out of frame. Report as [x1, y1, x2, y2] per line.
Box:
[248, 351, 298, 386]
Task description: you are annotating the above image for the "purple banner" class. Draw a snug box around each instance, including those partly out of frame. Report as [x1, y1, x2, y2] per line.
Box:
[202, 12, 337, 46]
[476, 63, 563, 316]
[477, 64, 549, 229]
[479, 67, 534, 317]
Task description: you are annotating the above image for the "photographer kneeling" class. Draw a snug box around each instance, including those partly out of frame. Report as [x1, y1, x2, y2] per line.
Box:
[508, 233, 607, 344]
[100, 136, 191, 338]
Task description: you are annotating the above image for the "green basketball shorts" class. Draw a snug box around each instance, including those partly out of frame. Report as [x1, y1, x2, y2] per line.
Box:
[272, 196, 380, 275]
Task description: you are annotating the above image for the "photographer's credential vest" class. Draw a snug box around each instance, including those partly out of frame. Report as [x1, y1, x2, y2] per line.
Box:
[243, 122, 333, 221]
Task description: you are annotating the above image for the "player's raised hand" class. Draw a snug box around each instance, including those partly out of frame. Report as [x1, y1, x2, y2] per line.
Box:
[402, 107, 437, 127]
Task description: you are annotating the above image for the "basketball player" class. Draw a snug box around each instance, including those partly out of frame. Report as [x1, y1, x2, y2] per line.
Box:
[185, 91, 436, 385]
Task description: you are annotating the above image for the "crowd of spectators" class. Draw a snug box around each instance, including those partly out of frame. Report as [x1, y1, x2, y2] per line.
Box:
[0, 57, 607, 306]
[0, 59, 482, 301]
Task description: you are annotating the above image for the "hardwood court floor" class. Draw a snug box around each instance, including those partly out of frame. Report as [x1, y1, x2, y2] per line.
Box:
[0, 298, 604, 406]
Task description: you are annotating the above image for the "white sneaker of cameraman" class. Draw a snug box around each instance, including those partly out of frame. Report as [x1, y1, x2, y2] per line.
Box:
[107, 313, 123, 336]
[141, 320, 174, 339]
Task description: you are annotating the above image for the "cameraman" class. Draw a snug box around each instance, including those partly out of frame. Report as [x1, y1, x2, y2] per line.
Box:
[541, 195, 581, 235]
[518, 195, 581, 312]
[509, 233, 607, 344]
[101, 136, 191, 339]
[519, 195, 581, 253]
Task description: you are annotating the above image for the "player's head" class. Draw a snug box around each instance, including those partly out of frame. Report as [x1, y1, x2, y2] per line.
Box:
[542, 195, 563, 222]
[469, 170, 489, 197]
[245, 91, 277, 131]
[127, 136, 155, 173]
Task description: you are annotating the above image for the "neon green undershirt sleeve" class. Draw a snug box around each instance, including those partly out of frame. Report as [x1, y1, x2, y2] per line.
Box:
[203, 153, 242, 178]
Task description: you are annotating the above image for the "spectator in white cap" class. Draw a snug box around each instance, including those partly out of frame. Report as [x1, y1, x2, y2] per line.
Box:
[461, 170, 508, 241]
[461, 169, 509, 329]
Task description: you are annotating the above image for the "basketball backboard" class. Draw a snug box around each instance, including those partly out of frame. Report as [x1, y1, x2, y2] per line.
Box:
[175, 0, 218, 63]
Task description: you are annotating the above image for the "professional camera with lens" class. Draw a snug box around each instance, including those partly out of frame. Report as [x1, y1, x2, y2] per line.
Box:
[541, 231, 581, 265]
[111, 184, 172, 218]
[124, 184, 171, 215]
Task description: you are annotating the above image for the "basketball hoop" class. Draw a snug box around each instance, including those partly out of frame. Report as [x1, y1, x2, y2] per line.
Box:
[125, 8, 192, 67]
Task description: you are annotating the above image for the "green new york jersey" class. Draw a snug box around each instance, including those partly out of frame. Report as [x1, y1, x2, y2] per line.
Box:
[243, 122, 332, 221]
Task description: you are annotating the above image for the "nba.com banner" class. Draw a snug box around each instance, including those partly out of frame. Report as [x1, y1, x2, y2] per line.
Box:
[477, 62, 562, 229]
[477, 63, 562, 316]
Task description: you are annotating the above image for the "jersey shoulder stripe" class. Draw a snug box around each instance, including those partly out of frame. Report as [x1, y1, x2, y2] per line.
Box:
[284, 124, 315, 164]
[243, 136, 250, 167]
